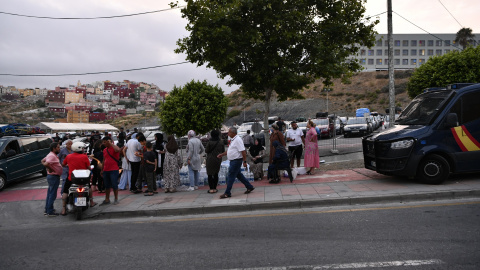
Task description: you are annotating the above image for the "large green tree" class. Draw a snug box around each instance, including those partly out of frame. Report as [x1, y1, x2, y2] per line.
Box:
[455, 27, 476, 50]
[173, 0, 377, 149]
[159, 80, 228, 137]
[406, 46, 480, 98]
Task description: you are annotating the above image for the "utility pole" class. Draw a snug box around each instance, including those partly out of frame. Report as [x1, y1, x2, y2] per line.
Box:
[388, 0, 396, 128]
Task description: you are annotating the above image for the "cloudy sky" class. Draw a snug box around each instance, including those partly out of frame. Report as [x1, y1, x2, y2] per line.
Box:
[0, 0, 478, 93]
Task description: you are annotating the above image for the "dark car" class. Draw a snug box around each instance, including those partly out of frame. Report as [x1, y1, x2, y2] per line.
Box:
[343, 117, 372, 137]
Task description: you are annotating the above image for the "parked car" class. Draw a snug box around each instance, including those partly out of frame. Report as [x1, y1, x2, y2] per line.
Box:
[312, 118, 334, 138]
[334, 118, 344, 135]
[343, 117, 372, 137]
[0, 135, 53, 190]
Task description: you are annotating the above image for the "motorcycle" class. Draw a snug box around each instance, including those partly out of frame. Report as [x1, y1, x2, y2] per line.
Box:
[67, 167, 92, 220]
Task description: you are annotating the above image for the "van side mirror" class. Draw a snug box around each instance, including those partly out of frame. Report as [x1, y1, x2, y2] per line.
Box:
[445, 113, 458, 128]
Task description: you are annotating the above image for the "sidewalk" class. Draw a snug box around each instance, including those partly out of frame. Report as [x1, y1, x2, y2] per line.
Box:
[2, 164, 480, 221]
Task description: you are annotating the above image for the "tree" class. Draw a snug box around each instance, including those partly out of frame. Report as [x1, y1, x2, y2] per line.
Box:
[455, 27, 476, 50]
[35, 99, 46, 107]
[173, 0, 377, 150]
[159, 80, 229, 137]
[406, 46, 480, 98]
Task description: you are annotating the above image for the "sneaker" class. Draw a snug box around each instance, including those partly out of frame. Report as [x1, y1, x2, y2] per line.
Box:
[194, 186, 199, 190]
[47, 213, 59, 217]
[187, 186, 195, 191]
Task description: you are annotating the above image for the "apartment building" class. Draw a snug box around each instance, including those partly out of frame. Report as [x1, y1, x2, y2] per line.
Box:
[357, 33, 479, 71]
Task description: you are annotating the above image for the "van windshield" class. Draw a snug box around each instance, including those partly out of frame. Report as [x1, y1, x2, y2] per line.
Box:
[396, 91, 451, 125]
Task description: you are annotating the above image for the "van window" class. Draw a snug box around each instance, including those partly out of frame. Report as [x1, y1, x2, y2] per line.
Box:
[396, 91, 451, 125]
[2, 141, 20, 158]
[38, 137, 53, 149]
[21, 138, 39, 152]
[449, 91, 480, 125]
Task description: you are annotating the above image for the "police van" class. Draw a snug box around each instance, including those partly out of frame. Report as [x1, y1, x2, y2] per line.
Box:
[362, 83, 480, 184]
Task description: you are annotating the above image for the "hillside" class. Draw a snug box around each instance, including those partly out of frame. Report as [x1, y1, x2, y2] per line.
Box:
[226, 70, 413, 124]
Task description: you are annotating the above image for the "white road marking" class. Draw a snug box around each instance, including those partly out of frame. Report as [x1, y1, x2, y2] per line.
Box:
[225, 259, 444, 270]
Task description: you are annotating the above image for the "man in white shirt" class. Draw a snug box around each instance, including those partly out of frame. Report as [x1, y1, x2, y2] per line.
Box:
[217, 127, 255, 198]
[123, 132, 145, 193]
[285, 121, 305, 168]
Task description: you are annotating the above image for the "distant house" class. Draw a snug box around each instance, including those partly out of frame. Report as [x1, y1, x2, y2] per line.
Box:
[89, 112, 106, 122]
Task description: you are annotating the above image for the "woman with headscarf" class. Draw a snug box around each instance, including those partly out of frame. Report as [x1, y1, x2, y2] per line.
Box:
[154, 133, 165, 177]
[205, 129, 225, 193]
[269, 124, 286, 164]
[247, 138, 266, 181]
[304, 120, 320, 175]
[163, 135, 182, 193]
[186, 130, 204, 191]
[267, 141, 290, 183]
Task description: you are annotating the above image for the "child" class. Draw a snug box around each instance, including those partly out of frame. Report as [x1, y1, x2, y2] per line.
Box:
[143, 142, 158, 196]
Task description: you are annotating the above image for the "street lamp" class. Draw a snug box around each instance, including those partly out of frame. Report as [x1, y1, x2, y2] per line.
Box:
[323, 88, 332, 113]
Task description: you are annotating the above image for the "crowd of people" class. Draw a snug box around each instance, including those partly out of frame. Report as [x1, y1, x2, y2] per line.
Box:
[40, 119, 321, 216]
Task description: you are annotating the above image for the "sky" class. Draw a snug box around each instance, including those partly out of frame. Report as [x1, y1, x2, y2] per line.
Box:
[0, 0, 478, 94]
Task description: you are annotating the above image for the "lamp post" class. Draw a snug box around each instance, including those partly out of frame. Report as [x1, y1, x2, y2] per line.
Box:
[323, 88, 332, 113]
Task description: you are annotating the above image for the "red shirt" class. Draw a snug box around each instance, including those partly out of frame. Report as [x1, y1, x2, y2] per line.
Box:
[103, 146, 120, 171]
[63, 152, 90, 181]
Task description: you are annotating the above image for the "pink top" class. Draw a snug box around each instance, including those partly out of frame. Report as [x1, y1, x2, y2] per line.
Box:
[45, 152, 63, 176]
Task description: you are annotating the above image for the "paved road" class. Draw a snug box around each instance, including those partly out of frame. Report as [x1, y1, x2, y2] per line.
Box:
[1, 200, 479, 270]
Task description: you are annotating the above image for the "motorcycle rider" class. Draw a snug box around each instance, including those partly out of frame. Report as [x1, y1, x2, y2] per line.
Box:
[61, 142, 97, 215]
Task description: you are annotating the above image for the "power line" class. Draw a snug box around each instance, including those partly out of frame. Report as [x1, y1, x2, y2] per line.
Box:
[365, 11, 387, 20]
[0, 62, 190, 77]
[437, 0, 463, 28]
[0, 6, 184, 20]
[392, 11, 463, 50]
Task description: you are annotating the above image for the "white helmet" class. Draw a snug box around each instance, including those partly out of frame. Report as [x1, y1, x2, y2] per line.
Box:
[71, 142, 86, 153]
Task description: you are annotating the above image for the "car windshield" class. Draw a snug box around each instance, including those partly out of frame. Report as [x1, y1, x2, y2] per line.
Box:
[396, 91, 451, 125]
[347, 118, 366, 125]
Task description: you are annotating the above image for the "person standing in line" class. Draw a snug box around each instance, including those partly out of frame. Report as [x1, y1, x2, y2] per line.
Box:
[117, 127, 126, 148]
[58, 140, 73, 195]
[101, 137, 121, 205]
[91, 140, 105, 193]
[89, 131, 101, 154]
[141, 142, 158, 196]
[186, 130, 205, 191]
[269, 124, 286, 164]
[41, 142, 62, 217]
[123, 132, 144, 194]
[217, 127, 255, 198]
[276, 117, 286, 133]
[118, 153, 131, 190]
[163, 135, 182, 193]
[242, 130, 254, 148]
[285, 121, 305, 168]
[205, 129, 225, 194]
[247, 138, 266, 181]
[304, 120, 320, 175]
[154, 133, 165, 178]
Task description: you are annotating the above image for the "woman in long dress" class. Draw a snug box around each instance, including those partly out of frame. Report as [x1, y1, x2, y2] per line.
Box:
[163, 135, 182, 193]
[269, 124, 286, 164]
[247, 138, 266, 180]
[205, 129, 224, 193]
[304, 120, 320, 175]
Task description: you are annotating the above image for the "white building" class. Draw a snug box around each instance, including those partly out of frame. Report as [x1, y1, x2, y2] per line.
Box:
[357, 33, 479, 71]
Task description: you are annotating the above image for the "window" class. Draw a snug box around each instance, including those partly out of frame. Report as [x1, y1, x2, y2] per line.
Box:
[38, 137, 53, 149]
[435, 40, 442, 46]
[427, 49, 434, 56]
[419, 40, 425, 46]
[394, 59, 400, 65]
[427, 40, 434, 46]
[368, 50, 374, 56]
[411, 59, 417, 65]
[376, 59, 383, 65]
[368, 59, 374, 65]
[402, 49, 408, 56]
[402, 40, 409, 46]
[385, 49, 388, 55]
[450, 91, 480, 125]
[21, 138, 39, 152]
[402, 59, 408, 65]
[445, 49, 451, 54]
[419, 49, 425, 56]
[360, 49, 366, 56]
[376, 40, 383, 46]
[360, 59, 366, 65]
[411, 40, 417, 46]
[445, 40, 451, 46]
[436, 49, 442, 55]
[384, 40, 389, 46]
[394, 49, 400, 56]
[419, 59, 425, 65]
[411, 49, 417, 56]
[395, 40, 401, 46]
[385, 59, 389, 65]
[377, 49, 382, 56]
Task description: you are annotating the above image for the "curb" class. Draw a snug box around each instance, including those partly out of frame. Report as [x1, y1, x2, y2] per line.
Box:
[84, 189, 480, 221]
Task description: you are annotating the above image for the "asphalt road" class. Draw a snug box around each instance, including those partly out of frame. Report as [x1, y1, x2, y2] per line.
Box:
[1, 200, 479, 270]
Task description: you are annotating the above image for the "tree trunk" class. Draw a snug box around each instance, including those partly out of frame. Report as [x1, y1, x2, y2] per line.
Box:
[263, 88, 272, 158]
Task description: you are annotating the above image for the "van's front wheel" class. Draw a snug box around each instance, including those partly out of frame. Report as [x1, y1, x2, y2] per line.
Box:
[417, 154, 450, 184]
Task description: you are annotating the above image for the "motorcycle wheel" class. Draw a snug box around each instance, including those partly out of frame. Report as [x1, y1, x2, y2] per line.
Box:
[75, 207, 82, 220]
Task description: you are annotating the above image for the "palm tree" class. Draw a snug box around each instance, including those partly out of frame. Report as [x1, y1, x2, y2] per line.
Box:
[455, 27, 476, 50]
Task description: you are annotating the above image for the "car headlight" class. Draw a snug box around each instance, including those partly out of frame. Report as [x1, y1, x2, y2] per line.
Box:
[391, 139, 414, 149]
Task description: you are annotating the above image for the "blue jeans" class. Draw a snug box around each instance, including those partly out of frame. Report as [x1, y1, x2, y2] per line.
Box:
[224, 159, 254, 196]
[45, 174, 60, 214]
[188, 165, 199, 187]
